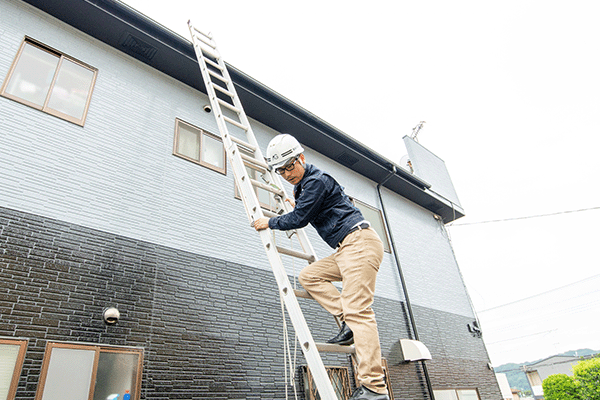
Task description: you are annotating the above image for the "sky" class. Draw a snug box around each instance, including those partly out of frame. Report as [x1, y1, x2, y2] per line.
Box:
[120, 0, 600, 366]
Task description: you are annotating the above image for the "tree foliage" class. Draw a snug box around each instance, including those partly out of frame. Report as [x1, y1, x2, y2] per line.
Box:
[542, 374, 578, 400]
[543, 356, 600, 400]
[572, 356, 600, 400]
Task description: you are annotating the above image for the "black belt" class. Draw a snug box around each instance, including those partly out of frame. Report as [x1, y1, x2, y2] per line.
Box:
[338, 222, 370, 247]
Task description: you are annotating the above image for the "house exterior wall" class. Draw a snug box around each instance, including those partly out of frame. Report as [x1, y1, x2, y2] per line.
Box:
[0, 0, 501, 399]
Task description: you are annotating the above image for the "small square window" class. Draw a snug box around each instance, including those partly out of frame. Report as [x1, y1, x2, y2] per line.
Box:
[0, 38, 97, 126]
[351, 199, 392, 253]
[0, 338, 28, 400]
[173, 118, 226, 174]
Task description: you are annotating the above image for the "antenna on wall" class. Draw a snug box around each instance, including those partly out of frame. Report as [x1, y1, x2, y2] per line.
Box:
[410, 121, 426, 142]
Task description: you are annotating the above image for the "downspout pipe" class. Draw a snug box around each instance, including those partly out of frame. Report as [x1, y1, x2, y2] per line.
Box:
[376, 166, 435, 400]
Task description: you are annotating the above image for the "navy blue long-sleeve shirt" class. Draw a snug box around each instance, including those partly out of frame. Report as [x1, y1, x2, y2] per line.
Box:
[268, 163, 364, 248]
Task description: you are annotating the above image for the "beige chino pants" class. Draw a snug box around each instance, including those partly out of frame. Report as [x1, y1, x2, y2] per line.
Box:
[298, 227, 387, 395]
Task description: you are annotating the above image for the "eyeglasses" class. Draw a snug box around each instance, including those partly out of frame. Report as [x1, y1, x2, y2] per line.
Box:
[274, 157, 299, 175]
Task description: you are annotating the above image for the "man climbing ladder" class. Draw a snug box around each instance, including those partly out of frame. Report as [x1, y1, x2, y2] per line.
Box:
[253, 134, 390, 400]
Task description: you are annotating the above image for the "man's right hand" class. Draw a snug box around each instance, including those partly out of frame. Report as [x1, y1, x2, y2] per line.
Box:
[252, 217, 270, 231]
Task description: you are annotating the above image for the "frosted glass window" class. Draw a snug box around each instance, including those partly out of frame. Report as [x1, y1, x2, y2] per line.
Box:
[37, 343, 143, 400]
[0, 339, 27, 400]
[173, 118, 226, 174]
[47, 58, 95, 121]
[93, 352, 140, 400]
[434, 390, 459, 400]
[434, 389, 480, 400]
[352, 199, 391, 253]
[177, 124, 201, 160]
[236, 149, 277, 212]
[202, 133, 225, 169]
[457, 390, 480, 400]
[1, 39, 97, 126]
[0, 345, 20, 400]
[41, 347, 95, 400]
[3, 43, 59, 106]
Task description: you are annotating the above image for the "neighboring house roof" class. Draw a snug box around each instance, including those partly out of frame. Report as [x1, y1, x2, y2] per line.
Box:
[523, 354, 597, 370]
[526, 355, 577, 368]
[20, 0, 465, 222]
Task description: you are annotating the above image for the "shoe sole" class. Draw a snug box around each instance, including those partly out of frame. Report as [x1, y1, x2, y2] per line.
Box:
[327, 338, 354, 346]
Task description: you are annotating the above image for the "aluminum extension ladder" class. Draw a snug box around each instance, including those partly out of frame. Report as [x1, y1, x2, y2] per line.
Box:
[188, 21, 354, 400]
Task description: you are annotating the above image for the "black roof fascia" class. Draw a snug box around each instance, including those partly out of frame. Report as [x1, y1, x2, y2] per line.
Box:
[20, 0, 464, 222]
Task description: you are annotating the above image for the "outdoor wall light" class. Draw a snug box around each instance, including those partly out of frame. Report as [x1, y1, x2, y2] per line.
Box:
[467, 320, 482, 337]
[103, 307, 120, 325]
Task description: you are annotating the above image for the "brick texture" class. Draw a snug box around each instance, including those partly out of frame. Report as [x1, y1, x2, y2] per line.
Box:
[0, 206, 501, 399]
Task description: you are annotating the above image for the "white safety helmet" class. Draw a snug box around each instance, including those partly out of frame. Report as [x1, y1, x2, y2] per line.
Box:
[265, 134, 304, 170]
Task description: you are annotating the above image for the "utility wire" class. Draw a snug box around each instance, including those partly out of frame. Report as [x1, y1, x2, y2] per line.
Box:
[478, 274, 600, 313]
[449, 206, 600, 226]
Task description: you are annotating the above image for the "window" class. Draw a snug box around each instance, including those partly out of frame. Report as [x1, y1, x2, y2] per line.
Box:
[234, 148, 279, 212]
[36, 342, 143, 400]
[1, 38, 97, 126]
[434, 389, 481, 400]
[0, 338, 28, 400]
[351, 199, 391, 253]
[302, 366, 352, 400]
[173, 118, 226, 174]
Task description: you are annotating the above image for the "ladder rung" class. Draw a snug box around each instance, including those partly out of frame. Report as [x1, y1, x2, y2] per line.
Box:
[276, 246, 316, 263]
[250, 178, 284, 197]
[240, 152, 268, 171]
[218, 98, 241, 114]
[315, 343, 356, 354]
[223, 115, 249, 131]
[208, 68, 227, 83]
[212, 83, 235, 98]
[262, 209, 282, 218]
[204, 57, 223, 71]
[198, 43, 220, 60]
[294, 289, 313, 299]
[229, 135, 256, 152]
[193, 32, 217, 49]
[189, 22, 213, 41]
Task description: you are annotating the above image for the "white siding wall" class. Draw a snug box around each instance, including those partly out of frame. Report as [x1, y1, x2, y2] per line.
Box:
[0, 0, 475, 318]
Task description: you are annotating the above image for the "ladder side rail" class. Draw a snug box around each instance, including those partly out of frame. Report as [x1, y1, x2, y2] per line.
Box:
[228, 140, 339, 400]
[188, 24, 262, 225]
[196, 29, 319, 262]
[188, 22, 337, 400]
[257, 226, 339, 400]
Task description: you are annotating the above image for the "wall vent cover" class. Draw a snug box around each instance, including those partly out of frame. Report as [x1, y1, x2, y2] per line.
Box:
[119, 32, 157, 61]
[336, 151, 359, 167]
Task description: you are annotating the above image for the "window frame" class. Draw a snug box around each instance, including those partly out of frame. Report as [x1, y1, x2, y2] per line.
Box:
[35, 342, 143, 400]
[233, 147, 280, 213]
[0, 337, 28, 400]
[173, 118, 227, 174]
[351, 198, 392, 253]
[433, 388, 482, 400]
[0, 37, 98, 126]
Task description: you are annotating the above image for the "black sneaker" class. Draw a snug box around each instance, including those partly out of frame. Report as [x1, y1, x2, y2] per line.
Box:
[326, 322, 354, 345]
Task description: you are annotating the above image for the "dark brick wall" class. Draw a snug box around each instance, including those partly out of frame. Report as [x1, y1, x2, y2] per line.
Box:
[0, 206, 500, 399]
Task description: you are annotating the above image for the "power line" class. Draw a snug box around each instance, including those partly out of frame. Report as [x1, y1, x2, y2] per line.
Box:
[449, 206, 600, 227]
[478, 274, 600, 313]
